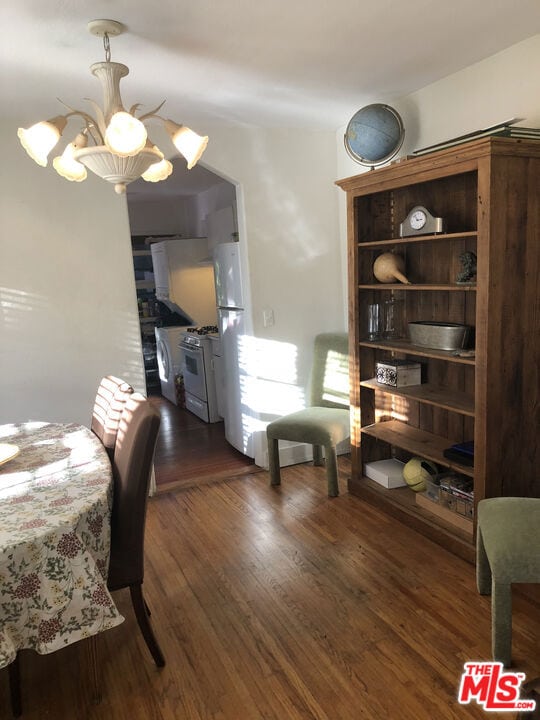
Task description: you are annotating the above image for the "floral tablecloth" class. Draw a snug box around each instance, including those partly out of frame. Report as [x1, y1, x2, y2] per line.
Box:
[0, 421, 124, 669]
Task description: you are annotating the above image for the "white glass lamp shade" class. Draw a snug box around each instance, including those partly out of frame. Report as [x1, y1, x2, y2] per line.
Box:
[105, 111, 148, 157]
[52, 133, 88, 182]
[164, 120, 208, 169]
[142, 147, 173, 182]
[17, 116, 67, 167]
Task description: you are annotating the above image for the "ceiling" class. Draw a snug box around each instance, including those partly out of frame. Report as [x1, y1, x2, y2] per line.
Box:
[3, 1, 539, 197]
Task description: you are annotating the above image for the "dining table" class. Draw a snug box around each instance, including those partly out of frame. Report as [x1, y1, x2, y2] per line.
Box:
[0, 421, 124, 670]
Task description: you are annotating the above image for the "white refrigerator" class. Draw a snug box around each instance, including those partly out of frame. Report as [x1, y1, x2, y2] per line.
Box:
[214, 242, 254, 458]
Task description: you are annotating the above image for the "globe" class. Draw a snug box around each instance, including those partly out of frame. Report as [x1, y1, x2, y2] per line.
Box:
[344, 104, 404, 167]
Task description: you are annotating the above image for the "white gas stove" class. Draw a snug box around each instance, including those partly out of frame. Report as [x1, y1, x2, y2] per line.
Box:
[179, 327, 220, 423]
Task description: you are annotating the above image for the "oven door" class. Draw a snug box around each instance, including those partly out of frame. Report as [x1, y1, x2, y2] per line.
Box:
[180, 342, 207, 402]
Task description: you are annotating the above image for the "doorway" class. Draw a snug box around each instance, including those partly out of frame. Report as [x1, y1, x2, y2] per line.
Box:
[127, 159, 257, 490]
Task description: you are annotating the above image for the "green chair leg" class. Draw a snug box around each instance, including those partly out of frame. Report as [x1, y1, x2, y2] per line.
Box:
[324, 443, 339, 497]
[492, 582, 512, 667]
[313, 445, 324, 466]
[476, 527, 492, 596]
[268, 437, 281, 486]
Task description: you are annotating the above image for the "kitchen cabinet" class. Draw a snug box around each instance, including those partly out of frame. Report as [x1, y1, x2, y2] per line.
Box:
[336, 137, 539, 562]
[149, 237, 217, 326]
[150, 235, 210, 302]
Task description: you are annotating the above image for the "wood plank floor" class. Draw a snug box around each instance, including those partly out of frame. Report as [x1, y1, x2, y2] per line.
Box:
[148, 395, 260, 492]
[2, 460, 539, 719]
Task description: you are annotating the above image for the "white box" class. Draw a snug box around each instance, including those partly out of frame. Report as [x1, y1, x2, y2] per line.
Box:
[364, 458, 406, 488]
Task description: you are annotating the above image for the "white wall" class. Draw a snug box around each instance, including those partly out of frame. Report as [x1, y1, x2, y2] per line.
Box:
[336, 35, 540, 325]
[202, 127, 344, 464]
[0, 117, 146, 425]
[205, 127, 343, 341]
[5, 35, 533, 457]
[127, 195, 199, 237]
[0, 116, 343, 463]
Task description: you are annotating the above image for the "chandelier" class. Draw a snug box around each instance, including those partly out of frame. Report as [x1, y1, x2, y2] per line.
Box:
[17, 20, 208, 194]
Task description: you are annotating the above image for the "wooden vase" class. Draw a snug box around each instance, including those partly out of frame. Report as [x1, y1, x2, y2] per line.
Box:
[373, 252, 410, 284]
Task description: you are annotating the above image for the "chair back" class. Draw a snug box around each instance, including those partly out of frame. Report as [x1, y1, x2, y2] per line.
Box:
[309, 333, 349, 408]
[91, 375, 134, 457]
[107, 393, 161, 591]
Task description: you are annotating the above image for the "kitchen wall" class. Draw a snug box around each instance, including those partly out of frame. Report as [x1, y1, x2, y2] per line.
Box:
[127, 175, 237, 240]
[127, 167, 237, 240]
[195, 181, 237, 239]
[127, 195, 199, 237]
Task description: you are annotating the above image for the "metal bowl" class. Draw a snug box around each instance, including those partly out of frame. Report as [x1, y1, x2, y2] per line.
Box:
[408, 321, 470, 351]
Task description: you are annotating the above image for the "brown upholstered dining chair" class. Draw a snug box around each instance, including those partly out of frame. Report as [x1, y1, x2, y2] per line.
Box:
[107, 392, 165, 667]
[91, 375, 134, 459]
[7, 657, 21, 717]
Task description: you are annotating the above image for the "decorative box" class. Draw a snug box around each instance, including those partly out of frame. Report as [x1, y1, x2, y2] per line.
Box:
[364, 458, 406, 488]
[376, 360, 421, 387]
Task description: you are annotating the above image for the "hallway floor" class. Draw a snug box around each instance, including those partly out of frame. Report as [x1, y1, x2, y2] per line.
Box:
[148, 394, 260, 492]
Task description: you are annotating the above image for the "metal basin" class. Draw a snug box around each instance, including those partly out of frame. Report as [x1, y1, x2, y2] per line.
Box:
[408, 321, 470, 351]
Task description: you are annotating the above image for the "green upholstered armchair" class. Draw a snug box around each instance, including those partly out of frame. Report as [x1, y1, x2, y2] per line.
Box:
[476, 497, 540, 666]
[266, 333, 350, 497]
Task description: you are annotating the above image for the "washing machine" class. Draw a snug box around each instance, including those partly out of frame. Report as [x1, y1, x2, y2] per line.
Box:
[155, 326, 191, 404]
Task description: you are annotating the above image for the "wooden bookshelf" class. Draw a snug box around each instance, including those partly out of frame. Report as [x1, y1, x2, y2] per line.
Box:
[337, 137, 540, 561]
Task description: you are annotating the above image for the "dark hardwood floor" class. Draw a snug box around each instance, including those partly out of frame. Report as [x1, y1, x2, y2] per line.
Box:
[2, 461, 539, 719]
[148, 394, 260, 492]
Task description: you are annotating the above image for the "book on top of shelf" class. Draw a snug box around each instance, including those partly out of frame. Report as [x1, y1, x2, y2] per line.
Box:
[412, 118, 540, 156]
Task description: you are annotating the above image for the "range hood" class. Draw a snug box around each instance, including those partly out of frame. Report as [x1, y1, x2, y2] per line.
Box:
[157, 298, 194, 326]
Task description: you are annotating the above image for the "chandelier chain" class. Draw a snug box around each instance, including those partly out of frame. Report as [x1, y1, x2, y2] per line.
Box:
[103, 32, 111, 62]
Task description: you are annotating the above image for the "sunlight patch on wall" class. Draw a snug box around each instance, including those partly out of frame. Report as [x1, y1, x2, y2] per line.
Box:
[237, 335, 299, 385]
[236, 334, 304, 455]
[240, 375, 305, 416]
[322, 349, 349, 406]
[0, 287, 49, 328]
[238, 335, 305, 417]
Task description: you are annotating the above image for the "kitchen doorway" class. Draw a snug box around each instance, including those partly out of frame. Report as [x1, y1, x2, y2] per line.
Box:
[126, 158, 256, 490]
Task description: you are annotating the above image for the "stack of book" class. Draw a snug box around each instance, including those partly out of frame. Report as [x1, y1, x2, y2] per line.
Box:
[413, 119, 540, 156]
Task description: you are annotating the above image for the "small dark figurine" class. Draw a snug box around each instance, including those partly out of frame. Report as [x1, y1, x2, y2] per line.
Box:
[456, 251, 477, 283]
